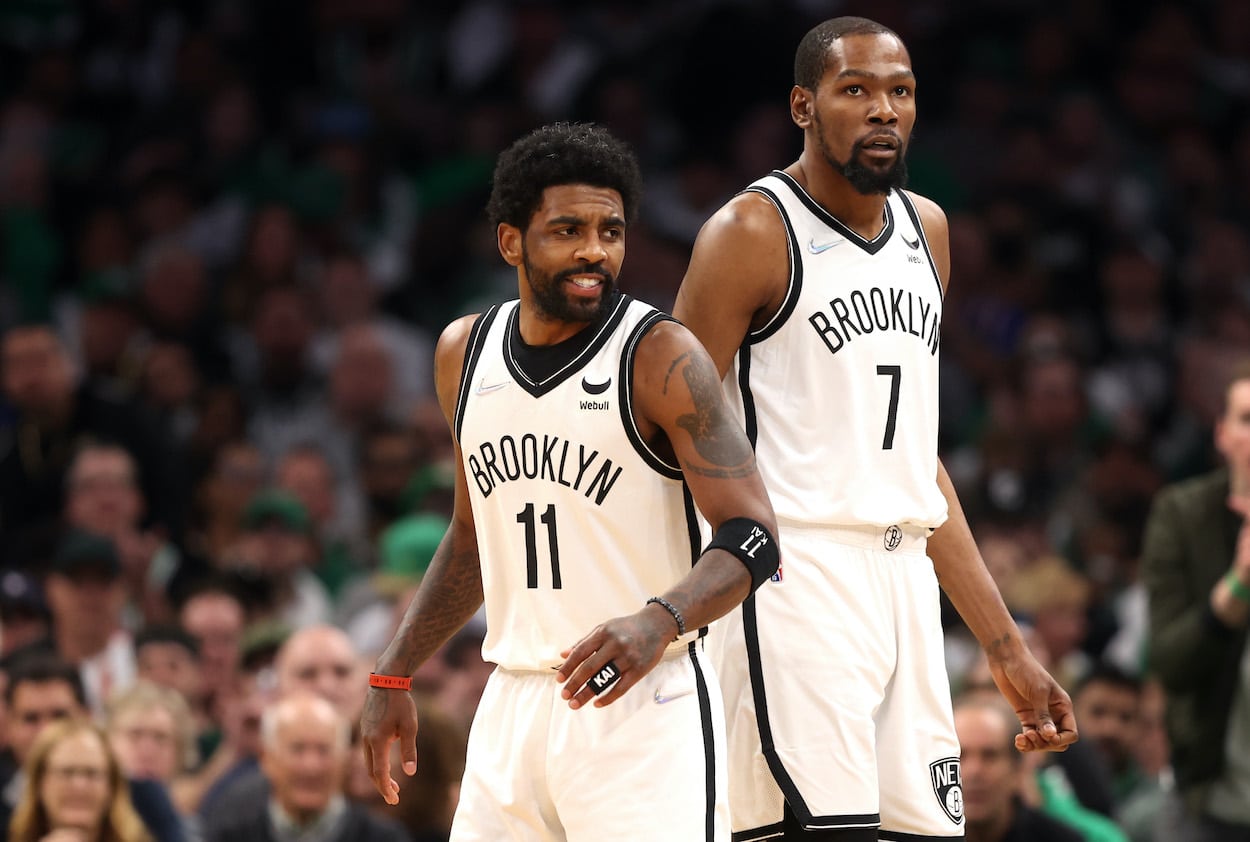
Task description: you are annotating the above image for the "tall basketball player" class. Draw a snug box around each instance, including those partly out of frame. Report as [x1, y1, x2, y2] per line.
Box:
[361, 123, 779, 841]
[672, 17, 1078, 842]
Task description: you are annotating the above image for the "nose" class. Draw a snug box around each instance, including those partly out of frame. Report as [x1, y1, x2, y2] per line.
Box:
[868, 92, 898, 125]
[575, 233, 609, 263]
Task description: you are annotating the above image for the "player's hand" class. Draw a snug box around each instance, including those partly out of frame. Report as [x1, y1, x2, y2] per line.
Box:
[360, 686, 419, 805]
[556, 606, 672, 709]
[987, 648, 1079, 753]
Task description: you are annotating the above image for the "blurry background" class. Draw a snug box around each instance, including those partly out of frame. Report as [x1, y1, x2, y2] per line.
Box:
[0, 0, 1247, 840]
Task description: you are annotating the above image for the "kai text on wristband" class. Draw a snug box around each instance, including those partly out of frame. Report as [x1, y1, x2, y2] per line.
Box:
[369, 673, 413, 690]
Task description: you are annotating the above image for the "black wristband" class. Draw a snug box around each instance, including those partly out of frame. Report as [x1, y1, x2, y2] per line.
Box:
[647, 596, 686, 639]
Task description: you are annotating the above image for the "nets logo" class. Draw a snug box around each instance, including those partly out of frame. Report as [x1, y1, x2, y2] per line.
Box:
[929, 757, 963, 824]
[884, 525, 903, 551]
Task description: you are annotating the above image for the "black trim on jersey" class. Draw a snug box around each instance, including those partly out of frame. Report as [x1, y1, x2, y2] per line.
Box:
[689, 642, 718, 842]
[682, 484, 710, 641]
[769, 170, 895, 256]
[731, 823, 784, 841]
[896, 191, 945, 301]
[742, 595, 882, 833]
[618, 309, 683, 479]
[878, 832, 964, 841]
[453, 304, 503, 442]
[740, 184, 803, 345]
[737, 347, 758, 448]
[504, 293, 631, 398]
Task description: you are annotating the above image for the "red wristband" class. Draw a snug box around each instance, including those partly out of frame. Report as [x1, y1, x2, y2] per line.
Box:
[369, 673, 413, 690]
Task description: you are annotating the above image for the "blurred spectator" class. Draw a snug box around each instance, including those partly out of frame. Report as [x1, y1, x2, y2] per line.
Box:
[15, 531, 135, 717]
[1142, 359, 1250, 839]
[272, 625, 366, 722]
[205, 694, 407, 842]
[106, 681, 200, 837]
[64, 442, 190, 627]
[341, 512, 447, 656]
[0, 324, 184, 560]
[219, 491, 330, 629]
[0, 655, 88, 832]
[177, 583, 245, 729]
[955, 692, 1083, 842]
[1003, 555, 1094, 691]
[9, 719, 151, 842]
[134, 627, 203, 718]
[188, 442, 267, 565]
[310, 251, 434, 417]
[275, 443, 365, 597]
[357, 424, 422, 545]
[1065, 663, 1167, 838]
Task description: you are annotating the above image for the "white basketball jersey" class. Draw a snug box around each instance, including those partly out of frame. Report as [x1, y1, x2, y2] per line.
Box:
[727, 171, 948, 529]
[455, 295, 703, 671]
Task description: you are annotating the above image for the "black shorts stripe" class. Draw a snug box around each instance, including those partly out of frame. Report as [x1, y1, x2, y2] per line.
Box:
[732, 822, 785, 841]
[879, 831, 964, 841]
[689, 642, 717, 842]
[742, 595, 882, 832]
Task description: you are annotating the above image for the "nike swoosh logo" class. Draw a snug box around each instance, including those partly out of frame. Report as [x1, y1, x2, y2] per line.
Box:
[654, 688, 696, 705]
[902, 234, 920, 249]
[807, 237, 845, 254]
[581, 376, 611, 395]
[475, 378, 509, 395]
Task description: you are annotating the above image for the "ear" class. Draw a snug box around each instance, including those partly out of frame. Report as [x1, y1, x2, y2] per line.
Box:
[497, 223, 524, 268]
[790, 85, 814, 129]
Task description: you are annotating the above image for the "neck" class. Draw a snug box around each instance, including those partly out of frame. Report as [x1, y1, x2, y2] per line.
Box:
[789, 152, 890, 239]
[56, 624, 114, 663]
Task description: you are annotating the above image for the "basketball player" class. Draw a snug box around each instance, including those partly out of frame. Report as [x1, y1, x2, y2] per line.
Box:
[361, 122, 779, 841]
[671, 17, 1079, 842]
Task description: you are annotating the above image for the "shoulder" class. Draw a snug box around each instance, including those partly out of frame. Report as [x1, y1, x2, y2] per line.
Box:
[697, 189, 787, 245]
[632, 317, 705, 371]
[901, 190, 949, 237]
[435, 313, 484, 364]
[1153, 468, 1229, 515]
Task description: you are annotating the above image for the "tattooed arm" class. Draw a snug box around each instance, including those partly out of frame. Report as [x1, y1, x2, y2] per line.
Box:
[555, 320, 777, 709]
[362, 314, 485, 804]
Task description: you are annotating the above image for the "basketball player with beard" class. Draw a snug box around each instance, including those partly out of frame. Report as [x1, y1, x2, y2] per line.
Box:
[361, 122, 779, 841]
[672, 17, 1078, 842]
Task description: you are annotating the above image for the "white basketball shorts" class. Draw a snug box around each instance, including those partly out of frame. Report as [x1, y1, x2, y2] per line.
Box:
[450, 642, 730, 841]
[708, 522, 964, 840]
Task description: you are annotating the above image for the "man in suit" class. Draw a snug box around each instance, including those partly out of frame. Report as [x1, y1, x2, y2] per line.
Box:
[1142, 359, 1250, 841]
[207, 693, 408, 842]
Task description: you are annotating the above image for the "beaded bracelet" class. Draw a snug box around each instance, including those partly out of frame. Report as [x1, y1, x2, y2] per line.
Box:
[646, 596, 686, 639]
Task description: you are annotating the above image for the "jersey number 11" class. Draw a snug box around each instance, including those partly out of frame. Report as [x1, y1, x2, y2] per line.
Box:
[517, 503, 562, 588]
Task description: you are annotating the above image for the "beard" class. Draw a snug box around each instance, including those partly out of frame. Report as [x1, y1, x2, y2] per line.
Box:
[817, 123, 910, 195]
[523, 249, 616, 324]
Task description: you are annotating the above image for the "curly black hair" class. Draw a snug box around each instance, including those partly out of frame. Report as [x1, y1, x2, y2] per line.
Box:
[794, 17, 901, 91]
[486, 122, 642, 231]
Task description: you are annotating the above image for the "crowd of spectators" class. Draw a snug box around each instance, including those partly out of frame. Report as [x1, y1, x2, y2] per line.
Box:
[1, 1, 1250, 840]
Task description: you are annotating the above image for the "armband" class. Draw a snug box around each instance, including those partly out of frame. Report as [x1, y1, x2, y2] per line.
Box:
[705, 517, 779, 593]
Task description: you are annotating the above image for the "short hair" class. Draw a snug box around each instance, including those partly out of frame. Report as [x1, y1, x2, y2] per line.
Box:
[105, 680, 199, 772]
[260, 693, 349, 752]
[794, 17, 901, 90]
[953, 692, 1023, 766]
[486, 122, 642, 231]
[1075, 660, 1142, 699]
[134, 625, 201, 659]
[4, 654, 87, 709]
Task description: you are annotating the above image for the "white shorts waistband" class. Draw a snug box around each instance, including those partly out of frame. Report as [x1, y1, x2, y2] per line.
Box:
[776, 519, 931, 553]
